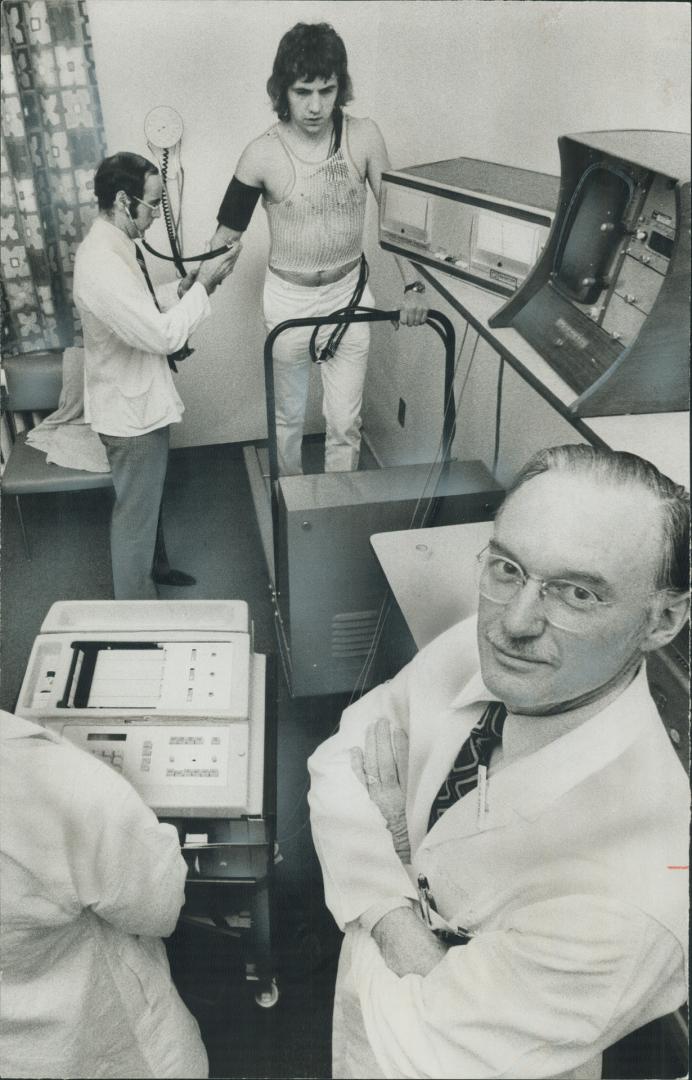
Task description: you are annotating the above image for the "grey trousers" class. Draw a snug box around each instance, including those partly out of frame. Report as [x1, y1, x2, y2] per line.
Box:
[99, 425, 171, 600]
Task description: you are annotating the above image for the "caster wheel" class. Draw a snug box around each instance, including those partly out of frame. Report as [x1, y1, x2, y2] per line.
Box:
[255, 979, 280, 1008]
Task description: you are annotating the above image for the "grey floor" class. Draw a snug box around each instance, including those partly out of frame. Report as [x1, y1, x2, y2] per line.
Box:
[1, 441, 684, 1079]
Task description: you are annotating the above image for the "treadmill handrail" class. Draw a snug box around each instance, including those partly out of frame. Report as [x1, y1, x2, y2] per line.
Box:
[263, 307, 457, 494]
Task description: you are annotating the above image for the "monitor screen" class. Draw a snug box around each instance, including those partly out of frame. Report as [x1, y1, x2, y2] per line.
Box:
[382, 185, 431, 244]
[472, 211, 541, 271]
[554, 166, 632, 304]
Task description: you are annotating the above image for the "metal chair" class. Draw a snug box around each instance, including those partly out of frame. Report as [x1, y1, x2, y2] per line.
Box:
[1, 351, 113, 558]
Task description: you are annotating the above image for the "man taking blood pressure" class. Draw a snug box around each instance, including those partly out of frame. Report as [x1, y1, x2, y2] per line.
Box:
[74, 152, 240, 599]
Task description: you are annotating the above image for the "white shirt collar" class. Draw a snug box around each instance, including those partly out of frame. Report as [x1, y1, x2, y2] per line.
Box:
[448, 644, 649, 769]
[423, 661, 659, 844]
[449, 667, 496, 712]
[502, 663, 645, 766]
[92, 215, 137, 258]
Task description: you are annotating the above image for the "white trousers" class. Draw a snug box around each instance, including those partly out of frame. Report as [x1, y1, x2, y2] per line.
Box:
[263, 266, 375, 475]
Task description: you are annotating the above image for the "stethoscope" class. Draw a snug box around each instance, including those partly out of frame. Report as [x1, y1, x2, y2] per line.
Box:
[141, 106, 234, 273]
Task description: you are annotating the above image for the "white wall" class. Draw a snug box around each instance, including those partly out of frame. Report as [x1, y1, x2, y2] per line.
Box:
[86, 0, 691, 452]
[370, 1, 691, 175]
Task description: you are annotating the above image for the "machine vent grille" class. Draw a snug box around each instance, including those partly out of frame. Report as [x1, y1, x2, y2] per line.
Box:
[331, 610, 380, 658]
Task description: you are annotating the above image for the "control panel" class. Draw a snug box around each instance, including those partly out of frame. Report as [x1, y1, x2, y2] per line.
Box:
[380, 157, 559, 296]
[600, 174, 677, 345]
[647, 629, 690, 774]
[60, 722, 251, 811]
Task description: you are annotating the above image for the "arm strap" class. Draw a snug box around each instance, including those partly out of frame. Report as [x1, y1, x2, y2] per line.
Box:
[217, 174, 262, 231]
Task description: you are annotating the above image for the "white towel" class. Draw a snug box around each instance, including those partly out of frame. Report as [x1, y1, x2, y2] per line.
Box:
[26, 347, 110, 473]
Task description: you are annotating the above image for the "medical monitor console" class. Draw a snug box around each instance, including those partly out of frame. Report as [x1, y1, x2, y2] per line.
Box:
[489, 130, 691, 416]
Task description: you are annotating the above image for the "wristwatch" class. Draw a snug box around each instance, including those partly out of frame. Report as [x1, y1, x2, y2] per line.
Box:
[404, 280, 425, 294]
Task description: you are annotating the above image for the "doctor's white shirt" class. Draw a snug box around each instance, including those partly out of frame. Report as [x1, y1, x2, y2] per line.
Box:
[73, 216, 211, 437]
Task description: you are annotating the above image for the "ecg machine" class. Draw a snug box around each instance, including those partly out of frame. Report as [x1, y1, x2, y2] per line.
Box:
[17, 599, 265, 817]
[18, 599, 279, 1004]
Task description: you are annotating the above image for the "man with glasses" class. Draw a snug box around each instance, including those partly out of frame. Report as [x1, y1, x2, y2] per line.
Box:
[74, 152, 240, 599]
[308, 443, 689, 1079]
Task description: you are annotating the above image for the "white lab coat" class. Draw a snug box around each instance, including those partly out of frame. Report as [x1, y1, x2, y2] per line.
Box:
[0, 712, 208, 1079]
[73, 217, 210, 437]
[308, 617, 689, 1079]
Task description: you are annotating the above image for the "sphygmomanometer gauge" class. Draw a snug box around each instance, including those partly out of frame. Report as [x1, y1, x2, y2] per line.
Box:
[144, 105, 184, 150]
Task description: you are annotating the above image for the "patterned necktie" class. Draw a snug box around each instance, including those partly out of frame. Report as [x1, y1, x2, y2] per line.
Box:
[427, 701, 507, 832]
[134, 245, 193, 372]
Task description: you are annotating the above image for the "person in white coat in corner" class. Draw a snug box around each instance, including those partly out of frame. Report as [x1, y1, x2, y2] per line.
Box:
[308, 443, 690, 1080]
[0, 709, 208, 1079]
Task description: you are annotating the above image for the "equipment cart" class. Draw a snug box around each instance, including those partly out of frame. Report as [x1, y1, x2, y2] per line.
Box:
[17, 599, 279, 1006]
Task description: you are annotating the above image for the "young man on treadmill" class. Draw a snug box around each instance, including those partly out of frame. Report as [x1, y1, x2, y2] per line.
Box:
[210, 21, 428, 476]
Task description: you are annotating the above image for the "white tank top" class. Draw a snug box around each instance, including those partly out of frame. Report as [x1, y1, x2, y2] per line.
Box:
[263, 115, 367, 274]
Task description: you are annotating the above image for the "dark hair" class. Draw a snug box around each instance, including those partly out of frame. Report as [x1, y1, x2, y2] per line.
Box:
[267, 22, 353, 122]
[503, 444, 690, 593]
[94, 152, 159, 212]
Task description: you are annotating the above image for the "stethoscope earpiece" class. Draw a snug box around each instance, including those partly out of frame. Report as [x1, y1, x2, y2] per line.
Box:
[121, 200, 143, 238]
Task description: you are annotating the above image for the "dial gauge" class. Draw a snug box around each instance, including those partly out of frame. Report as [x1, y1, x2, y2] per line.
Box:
[144, 106, 184, 149]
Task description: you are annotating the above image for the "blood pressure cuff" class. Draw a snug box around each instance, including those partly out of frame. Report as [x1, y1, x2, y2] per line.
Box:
[217, 175, 262, 231]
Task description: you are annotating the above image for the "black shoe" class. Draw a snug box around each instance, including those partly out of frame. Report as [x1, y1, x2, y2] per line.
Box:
[153, 568, 197, 587]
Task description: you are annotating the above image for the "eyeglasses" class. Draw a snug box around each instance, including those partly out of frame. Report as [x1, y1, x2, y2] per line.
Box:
[131, 195, 161, 212]
[476, 546, 614, 633]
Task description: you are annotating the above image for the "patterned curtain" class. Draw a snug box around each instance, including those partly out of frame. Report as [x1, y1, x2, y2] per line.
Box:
[1, 0, 107, 356]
